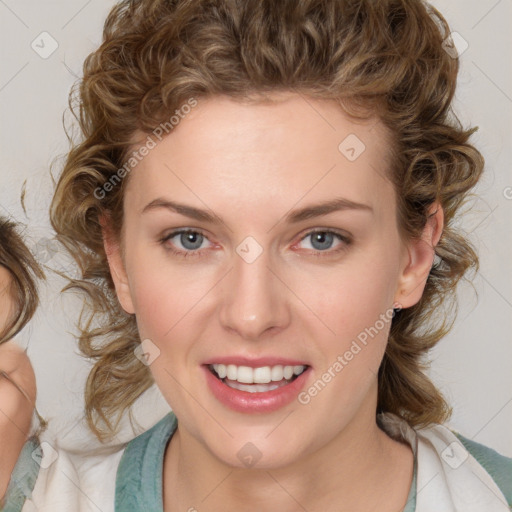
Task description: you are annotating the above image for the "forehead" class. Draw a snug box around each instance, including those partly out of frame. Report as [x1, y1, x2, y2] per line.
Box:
[125, 93, 395, 220]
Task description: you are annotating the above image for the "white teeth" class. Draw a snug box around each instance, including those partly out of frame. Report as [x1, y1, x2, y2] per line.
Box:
[253, 366, 271, 384]
[226, 364, 237, 380]
[224, 381, 282, 393]
[237, 366, 254, 384]
[293, 365, 304, 375]
[216, 364, 227, 379]
[211, 363, 307, 384]
[271, 365, 283, 381]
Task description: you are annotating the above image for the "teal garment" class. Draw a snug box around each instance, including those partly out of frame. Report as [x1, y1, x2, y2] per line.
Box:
[403, 447, 418, 512]
[454, 432, 512, 507]
[114, 411, 419, 512]
[2, 414, 510, 511]
[115, 412, 512, 512]
[115, 412, 178, 512]
[0, 437, 41, 512]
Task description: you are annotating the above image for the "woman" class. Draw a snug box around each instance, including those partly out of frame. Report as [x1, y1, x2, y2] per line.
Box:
[0, 218, 44, 506]
[3, 0, 511, 511]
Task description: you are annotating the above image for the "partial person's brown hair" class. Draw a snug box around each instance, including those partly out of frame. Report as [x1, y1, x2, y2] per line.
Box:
[0, 217, 47, 432]
[50, 0, 484, 441]
[0, 218, 44, 344]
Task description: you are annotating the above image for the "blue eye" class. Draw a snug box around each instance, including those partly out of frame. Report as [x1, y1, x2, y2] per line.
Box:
[160, 228, 351, 259]
[160, 229, 211, 258]
[297, 230, 351, 254]
[303, 231, 337, 251]
[175, 231, 205, 251]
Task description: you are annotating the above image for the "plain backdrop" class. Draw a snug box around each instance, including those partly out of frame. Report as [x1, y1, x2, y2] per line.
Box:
[0, 0, 511, 455]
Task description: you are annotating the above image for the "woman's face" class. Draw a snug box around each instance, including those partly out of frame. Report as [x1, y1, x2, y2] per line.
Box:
[106, 92, 439, 468]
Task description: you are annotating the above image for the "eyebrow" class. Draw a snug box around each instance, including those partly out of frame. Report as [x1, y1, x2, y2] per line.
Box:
[141, 197, 373, 224]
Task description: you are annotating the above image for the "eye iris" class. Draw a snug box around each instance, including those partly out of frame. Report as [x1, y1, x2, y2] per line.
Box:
[311, 232, 334, 251]
[181, 232, 203, 250]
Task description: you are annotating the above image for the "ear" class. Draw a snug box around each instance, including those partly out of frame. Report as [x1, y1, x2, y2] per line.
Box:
[394, 202, 444, 309]
[100, 215, 135, 315]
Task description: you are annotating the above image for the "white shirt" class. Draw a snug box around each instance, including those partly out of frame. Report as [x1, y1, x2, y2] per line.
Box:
[4, 410, 511, 512]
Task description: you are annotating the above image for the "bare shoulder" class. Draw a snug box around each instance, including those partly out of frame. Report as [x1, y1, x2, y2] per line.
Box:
[0, 340, 36, 404]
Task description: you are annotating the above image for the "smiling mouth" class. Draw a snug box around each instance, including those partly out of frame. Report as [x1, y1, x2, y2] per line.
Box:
[207, 363, 309, 393]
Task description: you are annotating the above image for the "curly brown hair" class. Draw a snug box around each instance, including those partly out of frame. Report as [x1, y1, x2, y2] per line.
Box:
[50, 0, 484, 441]
[0, 218, 44, 344]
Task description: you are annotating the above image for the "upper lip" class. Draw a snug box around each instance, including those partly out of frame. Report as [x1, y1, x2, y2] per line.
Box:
[202, 356, 310, 368]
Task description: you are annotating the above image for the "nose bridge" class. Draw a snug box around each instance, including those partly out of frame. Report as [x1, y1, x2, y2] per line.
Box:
[219, 239, 289, 339]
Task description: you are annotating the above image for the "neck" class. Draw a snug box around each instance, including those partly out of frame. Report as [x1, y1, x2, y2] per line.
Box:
[163, 386, 414, 512]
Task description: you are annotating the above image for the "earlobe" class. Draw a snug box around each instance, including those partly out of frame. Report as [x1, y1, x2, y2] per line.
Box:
[100, 216, 135, 315]
[394, 203, 444, 308]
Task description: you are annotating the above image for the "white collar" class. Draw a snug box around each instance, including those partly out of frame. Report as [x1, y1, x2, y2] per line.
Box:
[378, 412, 509, 512]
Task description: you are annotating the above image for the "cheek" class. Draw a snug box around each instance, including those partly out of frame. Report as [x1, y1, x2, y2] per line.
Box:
[294, 253, 398, 335]
[124, 235, 208, 333]
[126, 262, 203, 405]
[129, 264, 204, 340]
[289, 252, 399, 394]
[0, 288, 14, 331]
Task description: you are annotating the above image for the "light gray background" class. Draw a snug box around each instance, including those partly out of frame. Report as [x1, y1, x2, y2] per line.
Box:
[0, 0, 511, 455]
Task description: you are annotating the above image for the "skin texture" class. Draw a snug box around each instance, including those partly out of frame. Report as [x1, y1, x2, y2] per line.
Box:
[0, 266, 36, 501]
[104, 92, 443, 512]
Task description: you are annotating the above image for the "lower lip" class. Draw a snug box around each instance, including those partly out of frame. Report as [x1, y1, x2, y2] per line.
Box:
[203, 365, 311, 413]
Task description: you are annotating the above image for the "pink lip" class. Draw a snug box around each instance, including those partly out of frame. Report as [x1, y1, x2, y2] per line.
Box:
[202, 364, 312, 413]
[202, 356, 310, 367]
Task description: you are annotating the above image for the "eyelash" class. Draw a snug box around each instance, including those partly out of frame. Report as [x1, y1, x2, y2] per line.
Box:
[159, 228, 352, 260]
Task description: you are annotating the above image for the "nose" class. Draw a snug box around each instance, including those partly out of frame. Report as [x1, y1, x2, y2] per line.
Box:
[218, 245, 291, 340]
